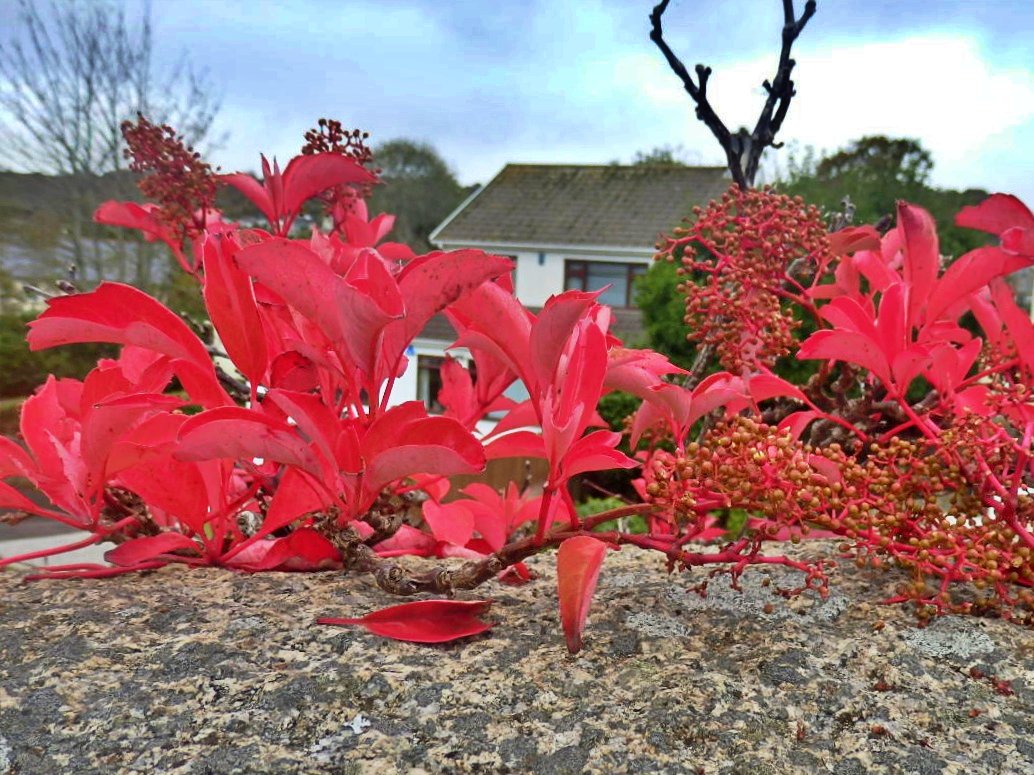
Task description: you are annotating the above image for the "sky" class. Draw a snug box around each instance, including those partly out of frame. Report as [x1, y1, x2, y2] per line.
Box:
[3, 0, 1033, 205]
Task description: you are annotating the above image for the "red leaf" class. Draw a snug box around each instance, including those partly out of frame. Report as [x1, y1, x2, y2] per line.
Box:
[236, 238, 401, 377]
[778, 410, 819, 440]
[484, 430, 546, 461]
[1003, 226, 1034, 256]
[94, 201, 174, 244]
[955, 193, 1034, 235]
[372, 524, 439, 557]
[318, 599, 494, 643]
[422, 499, 475, 546]
[26, 283, 228, 407]
[747, 372, 808, 405]
[556, 535, 610, 654]
[560, 430, 635, 479]
[227, 528, 339, 572]
[381, 250, 514, 368]
[176, 406, 322, 475]
[925, 246, 1032, 324]
[222, 172, 277, 226]
[798, 330, 893, 388]
[202, 234, 267, 388]
[898, 202, 940, 327]
[448, 280, 534, 387]
[281, 153, 374, 220]
[105, 533, 200, 566]
[498, 561, 536, 585]
[362, 404, 485, 496]
[530, 291, 598, 391]
[829, 226, 881, 256]
[261, 467, 332, 535]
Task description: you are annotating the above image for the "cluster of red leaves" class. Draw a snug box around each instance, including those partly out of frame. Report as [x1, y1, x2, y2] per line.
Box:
[6, 112, 1034, 648]
[1, 118, 716, 651]
[641, 190, 1034, 623]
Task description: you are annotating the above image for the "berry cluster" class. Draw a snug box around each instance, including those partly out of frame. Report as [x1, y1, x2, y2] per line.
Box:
[656, 187, 831, 373]
[121, 115, 218, 240]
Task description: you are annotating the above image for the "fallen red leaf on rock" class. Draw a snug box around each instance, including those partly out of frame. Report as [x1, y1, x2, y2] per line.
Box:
[318, 599, 494, 643]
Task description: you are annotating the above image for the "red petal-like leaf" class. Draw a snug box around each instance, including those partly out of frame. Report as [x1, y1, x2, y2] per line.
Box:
[530, 291, 598, 391]
[556, 535, 610, 654]
[381, 250, 514, 367]
[94, 201, 172, 243]
[27, 283, 228, 407]
[237, 238, 401, 377]
[222, 172, 277, 226]
[955, 193, 1034, 235]
[262, 467, 332, 534]
[362, 405, 485, 495]
[747, 372, 808, 405]
[176, 406, 322, 475]
[422, 499, 475, 546]
[798, 330, 893, 388]
[484, 430, 546, 461]
[202, 234, 267, 387]
[105, 533, 200, 566]
[1003, 226, 1034, 256]
[227, 528, 339, 572]
[925, 246, 1031, 324]
[829, 226, 881, 256]
[778, 410, 819, 440]
[281, 153, 375, 220]
[898, 202, 940, 327]
[318, 599, 494, 643]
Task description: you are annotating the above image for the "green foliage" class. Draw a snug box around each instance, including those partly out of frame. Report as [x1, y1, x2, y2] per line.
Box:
[575, 390, 643, 504]
[367, 139, 471, 253]
[630, 145, 691, 167]
[578, 496, 648, 534]
[780, 135, 991, 259]
[0, 312, 116, 398]
[576, 496, 626, 517]
[634, 261, 696, 370]
[0, 397, 21, 437]
[722, 508, 750, 538]
[597, 390, 641, 433]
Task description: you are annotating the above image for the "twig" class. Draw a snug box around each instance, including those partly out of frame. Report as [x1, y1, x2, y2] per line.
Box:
[649, 0, 816, 188]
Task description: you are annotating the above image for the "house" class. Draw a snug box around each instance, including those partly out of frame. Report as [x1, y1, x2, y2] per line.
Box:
[393, 163, 730, 410]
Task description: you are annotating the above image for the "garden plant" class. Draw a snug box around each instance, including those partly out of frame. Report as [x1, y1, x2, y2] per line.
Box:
[1, 116, 1033, 653]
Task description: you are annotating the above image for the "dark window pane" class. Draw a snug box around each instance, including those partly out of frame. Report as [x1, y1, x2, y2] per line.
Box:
[586, 262, 629, 307]
[417, 355, 445, 413]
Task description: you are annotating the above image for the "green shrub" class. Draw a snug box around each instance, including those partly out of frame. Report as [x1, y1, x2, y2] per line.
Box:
[0, 312, 116, 398]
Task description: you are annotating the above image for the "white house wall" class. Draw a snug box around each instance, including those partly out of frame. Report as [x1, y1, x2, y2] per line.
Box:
[389, 244, 652, 407]
[477, 246, 653, 308]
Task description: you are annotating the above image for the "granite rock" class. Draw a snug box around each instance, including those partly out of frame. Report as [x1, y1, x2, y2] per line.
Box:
[1, 541, 1032, 774]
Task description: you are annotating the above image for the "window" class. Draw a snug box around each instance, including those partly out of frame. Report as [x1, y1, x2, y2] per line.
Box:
[564, 260, 647, 307]
[417, 355, 445, 412]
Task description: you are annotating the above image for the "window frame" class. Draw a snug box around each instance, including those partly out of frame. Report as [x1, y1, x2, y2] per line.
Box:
[563, 259, 647, 307]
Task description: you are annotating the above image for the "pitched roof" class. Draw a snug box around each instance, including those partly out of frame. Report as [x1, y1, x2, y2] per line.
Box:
[432, 163, 729, 250]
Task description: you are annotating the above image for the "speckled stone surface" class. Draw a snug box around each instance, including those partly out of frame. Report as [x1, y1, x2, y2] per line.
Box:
[1, 542, 1032, 774]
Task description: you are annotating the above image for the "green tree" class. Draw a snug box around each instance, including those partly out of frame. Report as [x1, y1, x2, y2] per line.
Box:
[0, 0, 221, 288]
[629, 145, 691, 167]
[367, 140, 470, 253]
[780, 136, 989, 258]
[635, 261, 696, 370]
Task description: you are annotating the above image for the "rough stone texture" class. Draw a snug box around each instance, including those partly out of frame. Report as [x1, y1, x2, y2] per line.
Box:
[1, 541, 1033, 774]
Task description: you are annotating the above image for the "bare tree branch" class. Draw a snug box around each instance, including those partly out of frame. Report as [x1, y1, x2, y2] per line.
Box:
[649, 0, 817, 188]
[0, 0, 223, 288]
